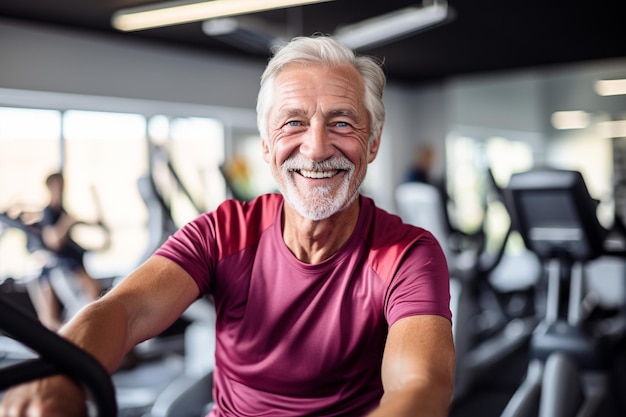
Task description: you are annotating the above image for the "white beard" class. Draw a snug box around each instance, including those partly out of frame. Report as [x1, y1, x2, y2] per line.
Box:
[277, 154, 362, 221]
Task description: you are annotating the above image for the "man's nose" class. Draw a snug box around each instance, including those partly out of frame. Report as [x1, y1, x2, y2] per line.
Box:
[299, 123, 334, 162]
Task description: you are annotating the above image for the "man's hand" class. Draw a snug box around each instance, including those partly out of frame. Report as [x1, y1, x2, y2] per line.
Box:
[0, 375, 87, 417]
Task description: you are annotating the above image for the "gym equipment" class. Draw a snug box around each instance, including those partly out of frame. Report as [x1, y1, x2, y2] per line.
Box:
[500, 168, 626, 417]
[0, 209, 190, 416]
[145, 298, 216, 417]
[0, 291, 117, 416]
[395, 181, 454, 261]
[0, 163, 211, 417]
[0, 209, 112, 321]
[396, 171, 540, 406]
[137, 143, 206, 267]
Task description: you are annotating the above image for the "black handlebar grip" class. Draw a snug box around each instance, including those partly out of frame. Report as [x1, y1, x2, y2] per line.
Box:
[0, 292, 117, 416]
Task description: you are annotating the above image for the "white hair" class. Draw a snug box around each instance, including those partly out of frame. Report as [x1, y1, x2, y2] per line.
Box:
[256, 35, 386, 143]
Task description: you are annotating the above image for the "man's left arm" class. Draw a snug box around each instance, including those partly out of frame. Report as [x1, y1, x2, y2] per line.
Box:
[366, 314, 455, 417]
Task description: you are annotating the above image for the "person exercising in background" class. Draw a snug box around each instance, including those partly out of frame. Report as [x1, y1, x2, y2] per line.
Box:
[403, 144, 436, 184]
[28, 172, 102, 331]
[0, 35, 455, 417]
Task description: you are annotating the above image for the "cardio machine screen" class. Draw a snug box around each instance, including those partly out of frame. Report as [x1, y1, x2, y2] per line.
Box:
[518, 190, 590, 260]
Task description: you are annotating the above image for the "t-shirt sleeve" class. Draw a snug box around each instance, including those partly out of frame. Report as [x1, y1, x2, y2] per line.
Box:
[384, 231, 452, 326]
[154, 196, 279, 296]
[154, 214, 216, 295]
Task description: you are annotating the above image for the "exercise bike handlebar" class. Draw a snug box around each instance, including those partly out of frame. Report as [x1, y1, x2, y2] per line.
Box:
[0, 292, 117, 416]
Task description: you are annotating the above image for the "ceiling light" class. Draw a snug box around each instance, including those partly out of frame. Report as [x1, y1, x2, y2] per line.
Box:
[597, 120, 626, 138]
[202, 17, 286, 53]
[594, 79, 626, 96]
[551, 111, 590, 130]
[333, 1, 452, 50]
[112, 0, 334, 32]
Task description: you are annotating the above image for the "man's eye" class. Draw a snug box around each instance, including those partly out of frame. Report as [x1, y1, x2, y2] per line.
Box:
[335, 121, 350, 128]
[286, 120, 301, 127]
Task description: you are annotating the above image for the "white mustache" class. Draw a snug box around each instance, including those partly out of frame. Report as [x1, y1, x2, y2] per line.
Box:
[281, 155, 354, 172]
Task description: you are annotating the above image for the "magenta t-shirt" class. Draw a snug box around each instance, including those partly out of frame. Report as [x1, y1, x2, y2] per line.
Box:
[155, 194, 451, 416]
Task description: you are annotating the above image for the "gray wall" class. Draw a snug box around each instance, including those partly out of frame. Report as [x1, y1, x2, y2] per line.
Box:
[0, 19, 263, 109]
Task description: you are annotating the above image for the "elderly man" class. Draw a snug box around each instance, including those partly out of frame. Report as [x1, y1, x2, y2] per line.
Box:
[0, 35, 454, 417]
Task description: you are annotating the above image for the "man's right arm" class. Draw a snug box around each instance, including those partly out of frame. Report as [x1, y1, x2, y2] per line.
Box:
[0, 255, 201, 417]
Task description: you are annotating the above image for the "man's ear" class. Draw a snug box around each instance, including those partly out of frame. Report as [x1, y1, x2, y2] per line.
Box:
[367, 131, 382, 163]
[261, 138, 271, 163]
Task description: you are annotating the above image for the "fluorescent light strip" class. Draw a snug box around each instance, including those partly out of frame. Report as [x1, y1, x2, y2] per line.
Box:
[594, 79, 626, 96]
[551, 111, 590, 130]
[112, 0, 334, 32]
[334, 3, 449, 50]
[597, 120, 626, 138]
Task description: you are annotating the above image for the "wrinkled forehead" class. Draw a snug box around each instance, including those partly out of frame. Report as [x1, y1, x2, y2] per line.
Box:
[275, 61, 363, 84]
[272, 66, 367, 123]
[272, 63, 366, 104]
[257, 60, 369, 137]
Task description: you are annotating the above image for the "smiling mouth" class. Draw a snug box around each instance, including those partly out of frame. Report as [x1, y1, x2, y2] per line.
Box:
[296, 169, 341, 179]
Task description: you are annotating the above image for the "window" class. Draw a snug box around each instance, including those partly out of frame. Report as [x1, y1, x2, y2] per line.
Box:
[168, 116, 225, 220]
[63, 110, 148, 276]
[0, 107, 62, 279]
[0, 103, 229, 283]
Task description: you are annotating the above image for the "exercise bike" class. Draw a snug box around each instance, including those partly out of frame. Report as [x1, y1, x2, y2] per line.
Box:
[0, 290, 117, 416]
[500, 167, 626, 417]
[0, 209, 194, 416]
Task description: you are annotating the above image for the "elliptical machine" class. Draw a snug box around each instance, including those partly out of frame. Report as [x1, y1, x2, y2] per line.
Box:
[500, 168, 626, 417]
[396, 169, 541, 407]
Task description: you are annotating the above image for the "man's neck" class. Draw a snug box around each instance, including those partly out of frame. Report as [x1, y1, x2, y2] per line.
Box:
[281, 199, 361, 265]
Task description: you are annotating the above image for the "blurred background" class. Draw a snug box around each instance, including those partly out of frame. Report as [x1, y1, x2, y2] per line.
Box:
[1, 1, 626, 416]
[1, 0, 624, 279]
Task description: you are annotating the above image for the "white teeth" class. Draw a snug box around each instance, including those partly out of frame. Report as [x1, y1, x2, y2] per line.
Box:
[299, 169, 338, 179]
